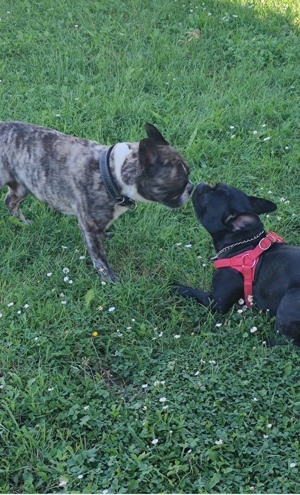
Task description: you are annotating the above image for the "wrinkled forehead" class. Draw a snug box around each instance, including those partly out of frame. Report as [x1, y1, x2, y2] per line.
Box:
[207, 185, 250, 209]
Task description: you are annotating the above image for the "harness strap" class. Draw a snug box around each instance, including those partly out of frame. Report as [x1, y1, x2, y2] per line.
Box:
[213, 231, 285, 307]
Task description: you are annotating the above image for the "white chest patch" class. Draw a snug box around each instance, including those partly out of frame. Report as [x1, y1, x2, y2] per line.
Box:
[112, 143, 151, 203]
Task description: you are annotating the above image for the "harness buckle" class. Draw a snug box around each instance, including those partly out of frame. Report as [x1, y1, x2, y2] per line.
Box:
[241, 253, 256, 268]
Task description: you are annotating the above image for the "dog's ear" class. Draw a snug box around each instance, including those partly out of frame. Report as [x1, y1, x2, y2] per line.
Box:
[138, 137, 159, 167]
[145, 123, 169, 145]
[249, 196, 277, 214]
[224, 212, 260, 232]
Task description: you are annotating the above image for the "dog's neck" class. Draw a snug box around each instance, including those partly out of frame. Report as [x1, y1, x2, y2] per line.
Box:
[110, 143, 152, 203]
[212, 229, 266, 260]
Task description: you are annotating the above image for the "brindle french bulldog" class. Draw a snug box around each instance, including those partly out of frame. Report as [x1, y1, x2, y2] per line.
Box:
[0, 121, 193, 281]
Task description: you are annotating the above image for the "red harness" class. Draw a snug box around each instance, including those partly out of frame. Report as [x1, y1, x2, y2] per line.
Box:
[213, 232, 285, 307]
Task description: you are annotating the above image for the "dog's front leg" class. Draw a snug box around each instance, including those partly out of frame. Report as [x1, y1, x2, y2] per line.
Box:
[78, 217, 119, 282]
[172, 284, 212, 306]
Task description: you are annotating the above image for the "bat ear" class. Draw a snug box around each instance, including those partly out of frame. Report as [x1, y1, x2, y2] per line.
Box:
[145, 123, 169, 145]
[224, 212, 260, 232]
[249, 196, 277, 214]
[138, 137, 159, 167]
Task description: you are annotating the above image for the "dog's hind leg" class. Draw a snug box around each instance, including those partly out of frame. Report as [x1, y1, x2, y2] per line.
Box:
[4, 182, 31, 224]
[276, 288, 300, 347]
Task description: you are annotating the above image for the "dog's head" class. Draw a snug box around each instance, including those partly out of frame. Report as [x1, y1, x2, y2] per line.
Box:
[192, 182, 277, 247]
[136, 124, 193, 208]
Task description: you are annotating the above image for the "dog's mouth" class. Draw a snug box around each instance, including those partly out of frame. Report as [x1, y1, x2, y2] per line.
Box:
[163, 180, 194, 208]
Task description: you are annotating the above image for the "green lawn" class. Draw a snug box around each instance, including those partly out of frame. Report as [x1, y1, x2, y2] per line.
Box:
[1, 0, 300, 492]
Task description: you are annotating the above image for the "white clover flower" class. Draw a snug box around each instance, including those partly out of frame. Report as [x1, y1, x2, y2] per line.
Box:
[79, 255, 85, 260]
[215, 323, 222, 327]
[61, 301, 67, 305]
[48, 387, 54, 391]
[263, 434, 268, 439]
[230, 125, 235, 129]
[62, 267, 70, 274]
[83, 405, 89, 411]
[250, 326, 258, 333]
[194, 371, 200, 376]
[151, 439, 158, 445]
[263, 136, 271, 141]
[174, 334, 181, 339]
[154, 380, 160, 386]
[142, 384, 148, 388]
[209, 360, 216, 364]
[17, 310, 22, 315]
[253, 130, 257, 135]
[162, 405, 169, 410]
[108, 307, 115, 312]
[7, 302, 14, 307]
[238, 298, 244, 305]
[200, 359, 206, 364]
[58, 480, 68, 487]
[102, 490, 109, 495]
[159, 397, 167, 402]
[267, 423, 272, 428]
[47, 272, 52, 277]
[252, 397, 258, 401]
[69, 280, 73, 284]
[290, 462, 296, 468]
[77, 474, 84, 479]
[215, 439, 223, 445]
[24, 304, 30, 309]
[101, 281, 106, 286]
[64, 276, 69, 282]
[185, 243, 192, 248]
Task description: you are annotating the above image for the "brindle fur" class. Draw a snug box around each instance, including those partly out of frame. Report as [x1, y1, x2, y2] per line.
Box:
[0, 121, 193, 281]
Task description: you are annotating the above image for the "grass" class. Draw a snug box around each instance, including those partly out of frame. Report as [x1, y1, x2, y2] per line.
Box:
[1, 0, 300, 492]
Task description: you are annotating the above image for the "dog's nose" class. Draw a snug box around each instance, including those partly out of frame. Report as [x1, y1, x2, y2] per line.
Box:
[195, 182, 208, 191]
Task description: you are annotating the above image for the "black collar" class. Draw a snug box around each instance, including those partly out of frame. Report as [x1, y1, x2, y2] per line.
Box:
[99, 145, 136, 208]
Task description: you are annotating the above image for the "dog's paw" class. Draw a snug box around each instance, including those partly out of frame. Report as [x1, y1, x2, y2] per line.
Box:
[170, 283, 191, 297]
[97, 267, 120, 283]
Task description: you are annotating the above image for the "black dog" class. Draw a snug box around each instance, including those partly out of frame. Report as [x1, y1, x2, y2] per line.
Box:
[174, 182, 300, 346]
